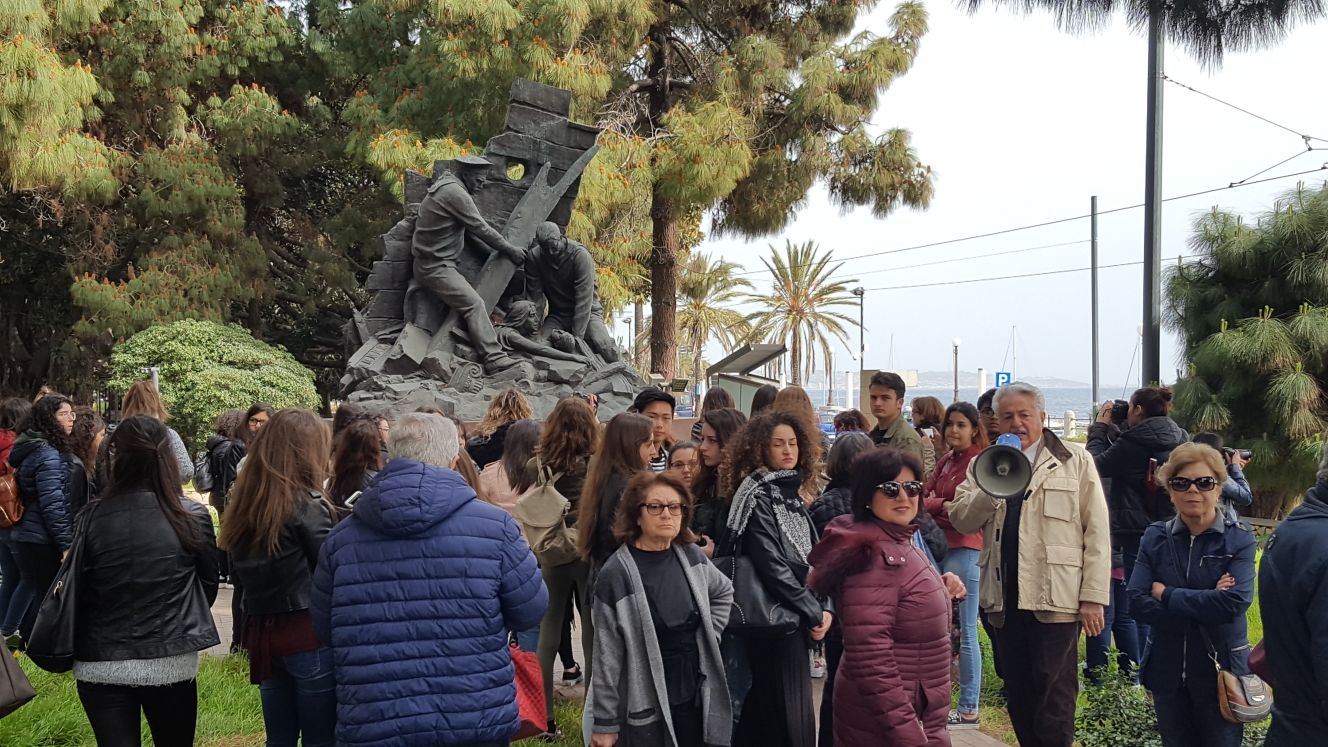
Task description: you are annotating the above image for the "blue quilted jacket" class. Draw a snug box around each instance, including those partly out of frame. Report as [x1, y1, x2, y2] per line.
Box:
[311, 458, 547, 747]
[7, 433, 73, 549]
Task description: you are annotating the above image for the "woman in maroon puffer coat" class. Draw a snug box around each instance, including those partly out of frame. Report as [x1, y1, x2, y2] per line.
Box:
[809, 447, 957, 747]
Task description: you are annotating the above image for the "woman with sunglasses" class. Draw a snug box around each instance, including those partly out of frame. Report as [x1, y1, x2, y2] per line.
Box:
[588, 471, 733, 747]
[808, 447, 962, 747]
[1126, 441, 1248, 744]
[1127, 442, 1256, 747]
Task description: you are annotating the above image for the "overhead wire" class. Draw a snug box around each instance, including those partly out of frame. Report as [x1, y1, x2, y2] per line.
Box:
[857, 254, 1200, 293]
[1163, 75, 1328, 146]
[732, 164, 1328, 278]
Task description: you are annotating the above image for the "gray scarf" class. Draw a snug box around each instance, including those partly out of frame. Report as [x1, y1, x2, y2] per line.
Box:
[726, 469, 814, 563]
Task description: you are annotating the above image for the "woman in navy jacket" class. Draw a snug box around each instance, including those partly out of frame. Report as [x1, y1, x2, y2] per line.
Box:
[1127, 442, 1257, 747]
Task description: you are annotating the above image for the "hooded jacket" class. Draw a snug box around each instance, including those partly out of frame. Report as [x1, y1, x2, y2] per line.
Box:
[1087, 416, 1188, 535]
[7, 432, 72, 549]
[1259, 482, 1328, 746]
[310, 458, 548, 747]
[808, 516, 951, 747]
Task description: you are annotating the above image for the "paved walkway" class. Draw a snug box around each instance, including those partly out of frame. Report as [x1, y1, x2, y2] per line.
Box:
[207, 590, 1004, 745]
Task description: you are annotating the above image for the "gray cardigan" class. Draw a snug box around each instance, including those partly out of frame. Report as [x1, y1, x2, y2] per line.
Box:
[589, 542, 735, 747]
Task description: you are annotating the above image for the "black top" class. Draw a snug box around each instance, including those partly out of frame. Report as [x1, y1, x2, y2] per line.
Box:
[589, 471, 629, 564]
[466, 423, 512, 470]
[231, 493, 334, 616]
[629, 545, 701, 706]
[76, 490, 220, 661]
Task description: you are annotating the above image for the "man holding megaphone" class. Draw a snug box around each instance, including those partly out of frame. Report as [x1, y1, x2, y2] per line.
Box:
[948, 382, 1111, 747]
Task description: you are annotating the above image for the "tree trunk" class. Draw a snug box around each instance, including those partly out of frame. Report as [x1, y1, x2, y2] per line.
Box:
[650, 185, 679, 379]
[790, 328, 803, 386]
[646, 25, 678, 380]
[692, 326, 704, 396]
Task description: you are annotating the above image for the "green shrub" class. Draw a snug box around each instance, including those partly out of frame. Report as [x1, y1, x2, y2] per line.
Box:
[109, 320, 319, 450]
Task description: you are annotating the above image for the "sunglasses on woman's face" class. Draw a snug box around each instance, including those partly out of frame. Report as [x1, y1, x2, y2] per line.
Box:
[1167, 476, 1219, 493]
[876, 481, 923, 499]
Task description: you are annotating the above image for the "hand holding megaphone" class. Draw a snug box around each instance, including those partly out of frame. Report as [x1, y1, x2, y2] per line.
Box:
[972, 433, 1033, 500]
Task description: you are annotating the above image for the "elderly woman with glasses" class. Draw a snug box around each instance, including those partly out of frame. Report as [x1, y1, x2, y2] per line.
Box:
[808, 447, 965, 747]
[1127, 442, 1257, 747]
[588, 470, 734, 747]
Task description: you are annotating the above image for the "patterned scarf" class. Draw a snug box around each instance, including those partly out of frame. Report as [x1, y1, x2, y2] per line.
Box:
[726, 469, 815, 564]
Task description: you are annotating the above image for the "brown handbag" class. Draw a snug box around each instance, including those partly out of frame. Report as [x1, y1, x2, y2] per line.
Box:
[1203, 632, 1273, 724]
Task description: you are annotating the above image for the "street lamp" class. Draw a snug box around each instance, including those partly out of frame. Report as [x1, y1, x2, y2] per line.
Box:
[952, 338, 962, 404]
[852, 284, 865, 367]
[622, 316, 635, 366]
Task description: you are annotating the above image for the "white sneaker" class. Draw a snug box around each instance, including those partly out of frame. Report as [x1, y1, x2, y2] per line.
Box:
[810, 652, 826, 679]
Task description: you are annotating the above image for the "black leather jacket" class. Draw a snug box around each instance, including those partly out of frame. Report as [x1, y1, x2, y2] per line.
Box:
[75, 490, 221, 661]
[231, 493, 333, 616]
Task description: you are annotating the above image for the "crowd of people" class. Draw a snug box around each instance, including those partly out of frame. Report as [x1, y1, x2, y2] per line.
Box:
[2, 374, 1327, 747]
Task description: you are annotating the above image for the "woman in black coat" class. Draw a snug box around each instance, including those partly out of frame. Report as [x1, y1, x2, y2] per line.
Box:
[73, 416, 220, 746]
[718, 411, 832, 747]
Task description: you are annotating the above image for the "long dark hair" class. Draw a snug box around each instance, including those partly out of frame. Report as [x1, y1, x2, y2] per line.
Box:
[722, 410, 818, 496]
[698, 387, 735, 417]
[70, 407, 106, 477]
[0, 397, 32, 432]
[577, 413, 652, 559]
[693, 408, 747, 501]
[825, 431, 873, 487]
[23, 394, 72, 453]
[221, 409, 330, 555]
[329, 419, 383, 507]
[502, 419, 544, 494]
[749, 384, 778, 416]
[536, 398, 599, 480]
[239, 402, 276, 444]
[106, 416, 201, 551]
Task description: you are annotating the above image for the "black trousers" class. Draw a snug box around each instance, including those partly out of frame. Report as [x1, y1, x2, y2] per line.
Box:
[733, 634, 814, 747]
[816, 633, 843, 747]
[77, 679, 197, 747]
[12, 541, 60, 640]
[989, 609, 1081, 747]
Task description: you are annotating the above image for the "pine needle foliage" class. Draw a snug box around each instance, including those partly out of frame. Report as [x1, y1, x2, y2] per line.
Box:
[1166, 182, 1328, 515]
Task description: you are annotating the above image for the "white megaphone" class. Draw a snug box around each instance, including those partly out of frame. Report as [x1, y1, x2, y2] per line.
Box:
[972, 433, 1033, 500]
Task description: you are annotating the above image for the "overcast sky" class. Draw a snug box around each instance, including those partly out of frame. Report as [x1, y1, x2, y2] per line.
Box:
[685, 3, 1328, 388]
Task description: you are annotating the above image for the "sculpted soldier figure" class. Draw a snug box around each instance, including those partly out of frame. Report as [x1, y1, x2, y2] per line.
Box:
[524, 222, 620, 362]
[413, 155, 526, 373]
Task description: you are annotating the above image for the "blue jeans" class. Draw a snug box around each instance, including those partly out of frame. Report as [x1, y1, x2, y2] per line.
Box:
[0, 539, 21, 634]
[1085, 577, 1140, 682]
[258, 647, 336, 747]
[513, 628, 540, 652]
[942, 547, 982, 712]
[1152, 677, 1243, 747]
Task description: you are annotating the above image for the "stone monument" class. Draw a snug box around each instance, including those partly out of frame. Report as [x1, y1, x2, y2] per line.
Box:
[341, 79, 648, 419]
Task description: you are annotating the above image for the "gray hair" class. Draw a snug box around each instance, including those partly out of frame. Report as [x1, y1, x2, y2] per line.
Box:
[994, 382, 1046, 414]
[389, 413, 460, 469]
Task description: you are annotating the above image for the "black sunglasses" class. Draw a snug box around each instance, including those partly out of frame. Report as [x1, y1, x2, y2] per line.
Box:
[877, 481, 923, 499]
[1167, 476, 1219, 493]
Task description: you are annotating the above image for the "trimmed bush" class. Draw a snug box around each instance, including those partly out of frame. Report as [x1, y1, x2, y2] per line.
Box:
[109, 320, 319, 449]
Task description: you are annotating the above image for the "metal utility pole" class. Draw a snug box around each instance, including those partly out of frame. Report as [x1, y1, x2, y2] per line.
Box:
[1142, 11, 1165, 386]
[852, 287, 865, 374]
[951, 339, 961, 404]
[1091, 195, 1101, 406]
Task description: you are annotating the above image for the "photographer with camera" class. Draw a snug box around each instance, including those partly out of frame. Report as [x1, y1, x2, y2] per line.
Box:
[1086, 387, 1189, 679]
[1191, 432, 1254, 522]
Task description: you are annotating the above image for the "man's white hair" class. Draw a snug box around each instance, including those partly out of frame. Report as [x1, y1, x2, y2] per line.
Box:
[389, 413, 459, 469]
[994, 382, 1046, 414]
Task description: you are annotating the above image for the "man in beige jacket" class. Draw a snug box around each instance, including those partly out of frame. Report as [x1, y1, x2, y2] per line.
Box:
[949, 382, 1110, 747]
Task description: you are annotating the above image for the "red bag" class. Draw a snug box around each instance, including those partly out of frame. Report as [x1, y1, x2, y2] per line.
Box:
[511, 642, 547, 740]
[1249, 641, 1274, 688]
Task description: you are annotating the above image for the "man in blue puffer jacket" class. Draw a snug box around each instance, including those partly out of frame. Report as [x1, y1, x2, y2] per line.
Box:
[312, 412, 547, 747]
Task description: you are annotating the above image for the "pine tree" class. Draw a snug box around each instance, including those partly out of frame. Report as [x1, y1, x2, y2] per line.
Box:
[1166, 183, 1328, 516]
[326, 0, 934, 379]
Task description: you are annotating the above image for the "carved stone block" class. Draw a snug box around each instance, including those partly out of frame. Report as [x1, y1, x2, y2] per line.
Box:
[509, 78, 571, 116]
[366, 261, 412, 290]
[366, 291, 405, 320]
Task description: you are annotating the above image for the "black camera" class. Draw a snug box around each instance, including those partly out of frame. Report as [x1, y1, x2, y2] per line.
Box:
[1222, 447, 1253, 461]
[1110, 399, 1129, 427]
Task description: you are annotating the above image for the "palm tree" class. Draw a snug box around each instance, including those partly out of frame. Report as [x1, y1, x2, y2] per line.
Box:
[746, 241, 860, 387]
[675, 254, 754, 391]
[965, 0, 1324, 384]
[1166, 182, 1328, 517]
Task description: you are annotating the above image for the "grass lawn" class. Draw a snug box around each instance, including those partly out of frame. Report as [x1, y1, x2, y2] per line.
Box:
[1, 654, 583, 747]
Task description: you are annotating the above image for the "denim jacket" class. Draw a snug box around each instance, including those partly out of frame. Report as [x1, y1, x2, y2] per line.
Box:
[1127, 514, 1257, 691]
